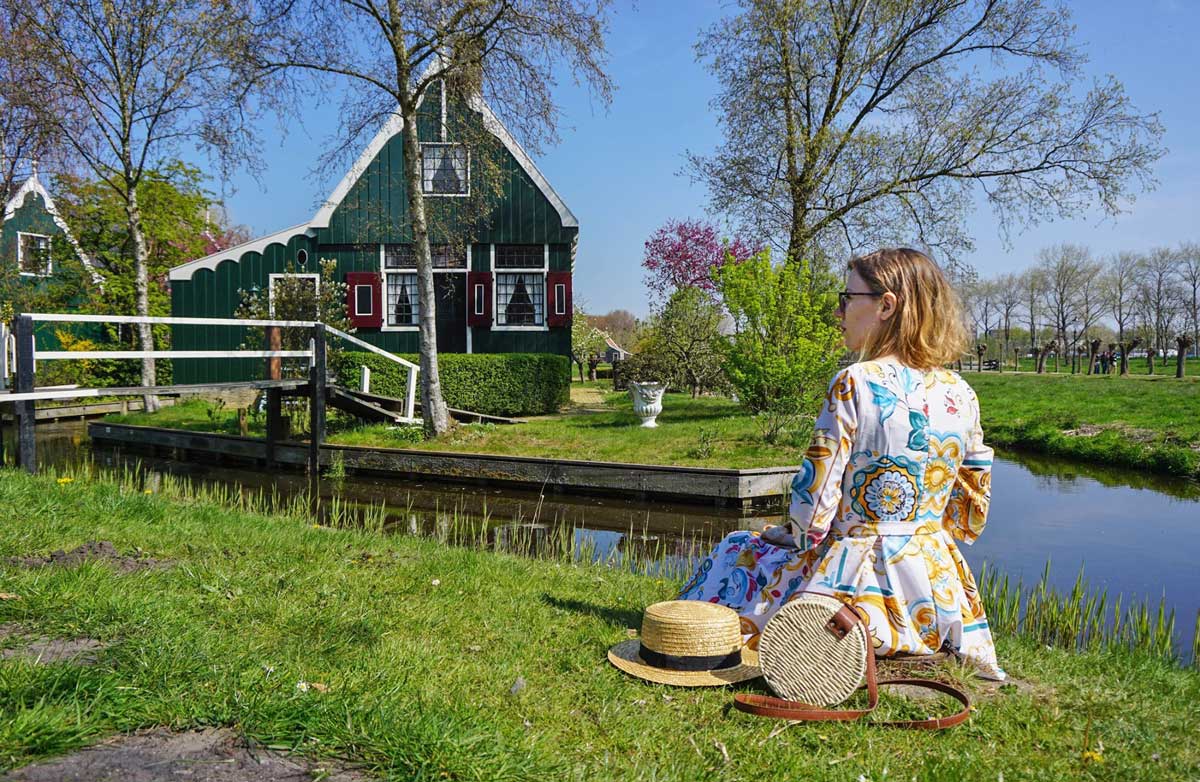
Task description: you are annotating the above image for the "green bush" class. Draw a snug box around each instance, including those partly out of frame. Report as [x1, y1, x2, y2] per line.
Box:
[332, 352, 570, 417]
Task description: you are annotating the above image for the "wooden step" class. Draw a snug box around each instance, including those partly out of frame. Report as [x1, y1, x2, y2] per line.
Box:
[326, 386, 408, 424]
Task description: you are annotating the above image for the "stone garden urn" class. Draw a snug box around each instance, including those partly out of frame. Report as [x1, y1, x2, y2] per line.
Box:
[628, 381, 666, 428]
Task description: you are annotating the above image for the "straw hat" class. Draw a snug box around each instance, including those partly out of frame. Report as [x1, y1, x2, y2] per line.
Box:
[607, 600, 761, 687]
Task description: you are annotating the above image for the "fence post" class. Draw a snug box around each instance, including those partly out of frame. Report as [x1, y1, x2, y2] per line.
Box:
[405, 364, 417, 420]
[13, 315, 36, 474]
[265, 326, 281, 381]
[0, 320, 9, 390]
[308, 324, 326, 511]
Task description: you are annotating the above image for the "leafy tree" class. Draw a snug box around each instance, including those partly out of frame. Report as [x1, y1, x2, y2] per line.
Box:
[256, 0, 614, 435]
[52, 163, 237, 385]
[588, 309, 638, 350]
[641, 287, 726, 397]
[690, 0, 1164, 269]
[12, 0, 266, 409]
[234, 258, 349, 430]
[570, 303, 606, 382]
[717, 250, 841, 443]
[642, 218, 758, 303]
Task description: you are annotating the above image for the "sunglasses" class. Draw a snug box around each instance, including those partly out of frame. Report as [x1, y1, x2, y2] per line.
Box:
[837, 290, 883, 309]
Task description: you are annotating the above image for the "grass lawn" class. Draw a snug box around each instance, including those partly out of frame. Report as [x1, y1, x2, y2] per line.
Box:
[966, 372, 1200, 477]
[108, 386, 810, 469]
[1, 468, 1198, 780]
[103, 371, 1200, 478]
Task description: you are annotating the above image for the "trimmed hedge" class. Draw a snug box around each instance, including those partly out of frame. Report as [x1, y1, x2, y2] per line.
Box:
[332, 351, 570, 417]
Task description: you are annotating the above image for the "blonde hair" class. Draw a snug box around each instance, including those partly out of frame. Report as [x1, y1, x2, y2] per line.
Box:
[848, 248, 968, 370]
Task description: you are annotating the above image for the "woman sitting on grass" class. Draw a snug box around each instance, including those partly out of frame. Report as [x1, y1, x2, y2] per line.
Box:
[680, 248, 1004, 680]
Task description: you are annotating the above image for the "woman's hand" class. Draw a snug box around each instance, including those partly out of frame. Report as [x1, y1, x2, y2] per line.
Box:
[759, 524, 796, 548]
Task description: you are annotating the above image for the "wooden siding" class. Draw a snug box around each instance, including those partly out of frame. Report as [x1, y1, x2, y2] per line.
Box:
[170, 86, 576, 384]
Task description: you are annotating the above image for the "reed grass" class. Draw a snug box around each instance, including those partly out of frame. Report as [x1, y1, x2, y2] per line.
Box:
[46, 459, 1200, 668]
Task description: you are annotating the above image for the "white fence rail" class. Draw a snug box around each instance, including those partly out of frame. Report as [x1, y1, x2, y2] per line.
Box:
[325, 325, 420, 422]
[5, 313, 420, 421]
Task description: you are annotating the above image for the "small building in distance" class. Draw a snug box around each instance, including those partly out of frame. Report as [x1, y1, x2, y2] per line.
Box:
[604, 335, 629, 364]
[2, 168, 98, 285]
[167, 79, 577, 384]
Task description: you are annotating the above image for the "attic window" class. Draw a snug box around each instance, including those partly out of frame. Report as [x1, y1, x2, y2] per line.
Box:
[421, 144, 468, 195]
[17, 232, 51, 276]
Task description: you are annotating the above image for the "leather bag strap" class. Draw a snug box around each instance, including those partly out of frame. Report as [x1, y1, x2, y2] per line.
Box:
[734, 606, 971, 730]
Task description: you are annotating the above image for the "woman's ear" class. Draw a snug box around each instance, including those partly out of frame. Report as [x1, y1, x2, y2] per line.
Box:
[878, 291, 899, 322]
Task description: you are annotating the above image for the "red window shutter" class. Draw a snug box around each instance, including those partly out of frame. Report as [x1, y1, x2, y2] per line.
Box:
[345, 272, 383, 328]
[467, 271, 493, 327]
[546, 271, 572, 327]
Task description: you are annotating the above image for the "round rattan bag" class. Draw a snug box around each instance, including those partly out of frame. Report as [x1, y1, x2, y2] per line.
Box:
[757, 594, 869, 706]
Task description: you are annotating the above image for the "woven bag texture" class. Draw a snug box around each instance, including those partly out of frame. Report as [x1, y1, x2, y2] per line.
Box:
[759, 594, 869, 706]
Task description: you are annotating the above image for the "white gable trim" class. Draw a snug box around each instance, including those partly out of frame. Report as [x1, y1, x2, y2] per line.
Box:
[309, 84, 577, 229]
[472, 97, 578, 228]
[309, 112, 406, 230]
[168, 222, 314, 280]
[5, 172, 104, 287]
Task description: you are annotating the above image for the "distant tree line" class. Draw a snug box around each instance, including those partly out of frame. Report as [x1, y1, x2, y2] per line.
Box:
[957, 242, 1200, 377]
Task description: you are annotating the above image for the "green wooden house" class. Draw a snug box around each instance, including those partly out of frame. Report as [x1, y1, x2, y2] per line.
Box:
[168, 81, 577, 384]
[3, 169, 99, 286]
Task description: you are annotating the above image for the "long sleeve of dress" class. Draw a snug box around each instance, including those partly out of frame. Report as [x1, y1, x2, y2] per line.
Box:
[943, 384, 994, 545]
[789, 368, 858, 552]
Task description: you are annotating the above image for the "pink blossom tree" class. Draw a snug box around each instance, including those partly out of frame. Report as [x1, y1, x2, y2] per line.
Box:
[642, 219, 757, 303]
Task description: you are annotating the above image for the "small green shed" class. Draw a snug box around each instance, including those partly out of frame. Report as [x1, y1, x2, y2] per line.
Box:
[168, 81, 578, 384]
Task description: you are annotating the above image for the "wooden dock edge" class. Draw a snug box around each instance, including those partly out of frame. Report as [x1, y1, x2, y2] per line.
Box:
[86, 422, 798, 508]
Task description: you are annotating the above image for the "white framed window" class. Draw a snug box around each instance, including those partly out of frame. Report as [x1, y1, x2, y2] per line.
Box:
[386, 273, 420, 327]
[385, 243, 465, 269]
[267, 273, 319, 318]
[354, 284, 373, 317]
[496, 273, 544, 326]
[17, 232, 51, 276]
[296, 248, 309, 266]
[420, 143, 469, 196]
[492, 244, 548, 330]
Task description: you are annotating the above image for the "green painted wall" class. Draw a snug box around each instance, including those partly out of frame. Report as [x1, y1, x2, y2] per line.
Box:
[170, 90, 577, 385]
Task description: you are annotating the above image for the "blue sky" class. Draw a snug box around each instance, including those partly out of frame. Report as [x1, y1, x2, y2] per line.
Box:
[211, 0, 1199, 317]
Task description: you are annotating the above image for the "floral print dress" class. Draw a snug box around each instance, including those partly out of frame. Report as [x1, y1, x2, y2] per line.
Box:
[680, 360, 1004, 679]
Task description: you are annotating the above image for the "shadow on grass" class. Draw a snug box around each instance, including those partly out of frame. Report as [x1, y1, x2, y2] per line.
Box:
[540, 594, 643, 630]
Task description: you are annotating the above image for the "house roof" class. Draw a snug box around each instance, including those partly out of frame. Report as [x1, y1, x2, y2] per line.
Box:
[170, 60, 577, 282]
[4, 170, 103, 287]
[605, 336, 627, 353]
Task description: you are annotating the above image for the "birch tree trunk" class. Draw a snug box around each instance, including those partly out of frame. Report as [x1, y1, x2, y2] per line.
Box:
[124, 183, 158, 412]
[400, 99, 450, 435]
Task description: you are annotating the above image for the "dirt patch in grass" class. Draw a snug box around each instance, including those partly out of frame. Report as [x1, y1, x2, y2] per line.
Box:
[7, 540, 169, 573]
[0, 623, 106, 665]
[0, 727, 372, 781]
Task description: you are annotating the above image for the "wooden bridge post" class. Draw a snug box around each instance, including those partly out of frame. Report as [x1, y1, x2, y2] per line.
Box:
[265, 326, 281, 381]
[308, 324, 326, 511]
[13, 315, 36, 474]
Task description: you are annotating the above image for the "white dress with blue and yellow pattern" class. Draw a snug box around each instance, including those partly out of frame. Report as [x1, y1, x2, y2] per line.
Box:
[680, 360, 1004, 679]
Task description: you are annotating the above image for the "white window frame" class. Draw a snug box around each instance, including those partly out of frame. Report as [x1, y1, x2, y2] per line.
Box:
[420, 142, 470, 197]
[16, 231, 52, 277]
[267, 273, 319, 317]
[473, 282, 486, 316]
[380, 244, 418, 331]
[491, 243, 549, 331]
[379, 244, 470, 332]
[353, 284, 374, 317]
[553, 282, 567, 316]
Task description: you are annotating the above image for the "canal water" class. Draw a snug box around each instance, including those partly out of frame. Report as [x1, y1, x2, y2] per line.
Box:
[7, 421, 1199, 653]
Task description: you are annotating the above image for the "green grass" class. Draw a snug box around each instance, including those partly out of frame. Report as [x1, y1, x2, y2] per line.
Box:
[104, 373, 1200, 478]
[967, 372, 1200, 477]
[1, 468, 1198, 780]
